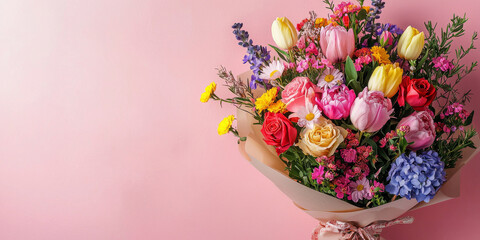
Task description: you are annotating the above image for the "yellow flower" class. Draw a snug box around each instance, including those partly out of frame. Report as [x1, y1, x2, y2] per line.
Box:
[368, 63, 403, 98]
[200, 82, 217, 103]
[327, 19, 338, 26]
[315, 18, 328, 28]
[255, 87, 278, 113]
[362, 6, 371, 12]
[218, 115, 234, 136]
[267, 100, 287, 113]
[397, 26, 425, 60]
[371, 46, 391, 64]
[297, 117, 348, 157]
[271, 17, 298, 50]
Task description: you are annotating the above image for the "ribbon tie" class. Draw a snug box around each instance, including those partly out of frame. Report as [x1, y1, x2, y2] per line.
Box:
[311, 216, 414, 240]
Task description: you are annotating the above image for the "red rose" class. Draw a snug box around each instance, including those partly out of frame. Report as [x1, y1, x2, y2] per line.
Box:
[398, 76, 436, 111]
[261, 112, 298, 155]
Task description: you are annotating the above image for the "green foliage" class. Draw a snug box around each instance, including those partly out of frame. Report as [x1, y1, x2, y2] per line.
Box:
[417, 14, 478, 112]
[433, 129, 477, 168]
[279, 146, 319, 188]
[345, 56, 362, 93]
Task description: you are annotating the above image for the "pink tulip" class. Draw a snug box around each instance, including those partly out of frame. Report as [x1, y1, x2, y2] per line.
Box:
[319, 25, 355, 63]
[316, 85, 356, 120]
[379, 31, 394, 46]
[397, 111, 435, 151]
[350, 88, 393, 132]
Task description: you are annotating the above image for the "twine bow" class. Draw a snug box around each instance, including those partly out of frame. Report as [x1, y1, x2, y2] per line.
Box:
[311, 216, 414, 240]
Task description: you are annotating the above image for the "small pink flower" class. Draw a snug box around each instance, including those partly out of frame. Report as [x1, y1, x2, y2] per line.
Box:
[297, 35, 306, 49]
[341, 148, 357, 163]
[312, 166, 325, 184]
[349, 178, 373, 203]
[432, 56, 454, 72]
[379, 138, 387, 148]
[389, 145, 397, 151]
[325, 171, 335, 181]
[296, 60, 309, 73]
[306, 42, 318, 56]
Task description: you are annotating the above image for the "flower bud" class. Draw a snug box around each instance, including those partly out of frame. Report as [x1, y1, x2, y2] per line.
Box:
[271, 17, 298, 50]
[368, 63, 403, 98]
[397, 26, 425, 60]
[379, 31, 393, 47]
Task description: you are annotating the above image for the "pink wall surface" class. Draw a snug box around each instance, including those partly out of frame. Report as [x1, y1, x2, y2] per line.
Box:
[0, 0, 479, 239]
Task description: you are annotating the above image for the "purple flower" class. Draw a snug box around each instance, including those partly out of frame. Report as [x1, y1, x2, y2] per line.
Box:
[232, 23, 271, 89]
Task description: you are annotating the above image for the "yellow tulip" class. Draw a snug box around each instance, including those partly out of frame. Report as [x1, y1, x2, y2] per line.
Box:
[271, 17, 298, 50]
[368, 63, 404, 98]
[397, 26, 425, 60]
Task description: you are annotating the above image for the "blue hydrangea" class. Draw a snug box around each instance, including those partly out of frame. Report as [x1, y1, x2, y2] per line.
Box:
[386, 151, 446, 203]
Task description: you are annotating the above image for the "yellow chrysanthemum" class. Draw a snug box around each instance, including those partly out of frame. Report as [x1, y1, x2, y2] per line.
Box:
[327, 19, 338, 27]
[217, 115, 234, 135]
[371, 46, 391, 64]
[362, 6, 371, 12]
[255, 87, 278, 113]
[267, 100, 287, 113]
[205, 82, 216, 94]
[315, 18, 328, 28]
[200, 92, 210, 103]
[200, 82, 217, 103]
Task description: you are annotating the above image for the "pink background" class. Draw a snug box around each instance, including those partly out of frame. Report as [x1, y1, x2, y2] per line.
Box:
[0, 0, 479, 239]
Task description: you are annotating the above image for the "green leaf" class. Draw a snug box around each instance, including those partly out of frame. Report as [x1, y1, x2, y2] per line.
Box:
[357, 9, 367, 20]
[417, 49, 430, 69]
[465, 111, 475, 125]
[268, 44, 288, 62]
[345, 56, 361, 93]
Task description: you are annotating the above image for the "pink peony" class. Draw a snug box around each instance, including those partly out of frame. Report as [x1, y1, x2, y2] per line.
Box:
[350, 88, 393, 132]
[281, 77, 317, 112]
[397, 111, 435, 151]
[319, 25, 355, 63]
[316, 85, 356, 120]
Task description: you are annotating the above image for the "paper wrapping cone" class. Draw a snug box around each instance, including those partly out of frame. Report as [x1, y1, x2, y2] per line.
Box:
[235, 72, 480, 238]
[237, 107, 480, 220]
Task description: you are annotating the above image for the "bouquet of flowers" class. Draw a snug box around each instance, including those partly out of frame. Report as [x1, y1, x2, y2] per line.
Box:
[201, 0, 479, 238]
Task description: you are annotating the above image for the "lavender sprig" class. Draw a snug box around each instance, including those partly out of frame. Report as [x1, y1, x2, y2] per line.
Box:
[232, 23, 271, 89]
[365, 0, 385, 34]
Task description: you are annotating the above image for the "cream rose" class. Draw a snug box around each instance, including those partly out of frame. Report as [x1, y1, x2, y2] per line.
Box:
[297, 118, 348, 157]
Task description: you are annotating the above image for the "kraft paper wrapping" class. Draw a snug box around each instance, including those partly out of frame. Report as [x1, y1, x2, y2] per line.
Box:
[235, 71, 480, 238]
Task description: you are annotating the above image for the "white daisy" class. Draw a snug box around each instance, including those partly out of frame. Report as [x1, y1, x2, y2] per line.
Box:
[317, 68, 344, 89]
[289, 100, 322, 129]
[260, 60, 285, 81]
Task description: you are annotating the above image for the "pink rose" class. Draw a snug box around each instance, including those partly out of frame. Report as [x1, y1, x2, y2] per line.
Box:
[350, 88, 393, 132]
[397, 111, 435, 151]
[281, 77, 316, 112]
[319, 25, 355, 63]
[316, 85, 356, 120]
[261, 112, 298, 154]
